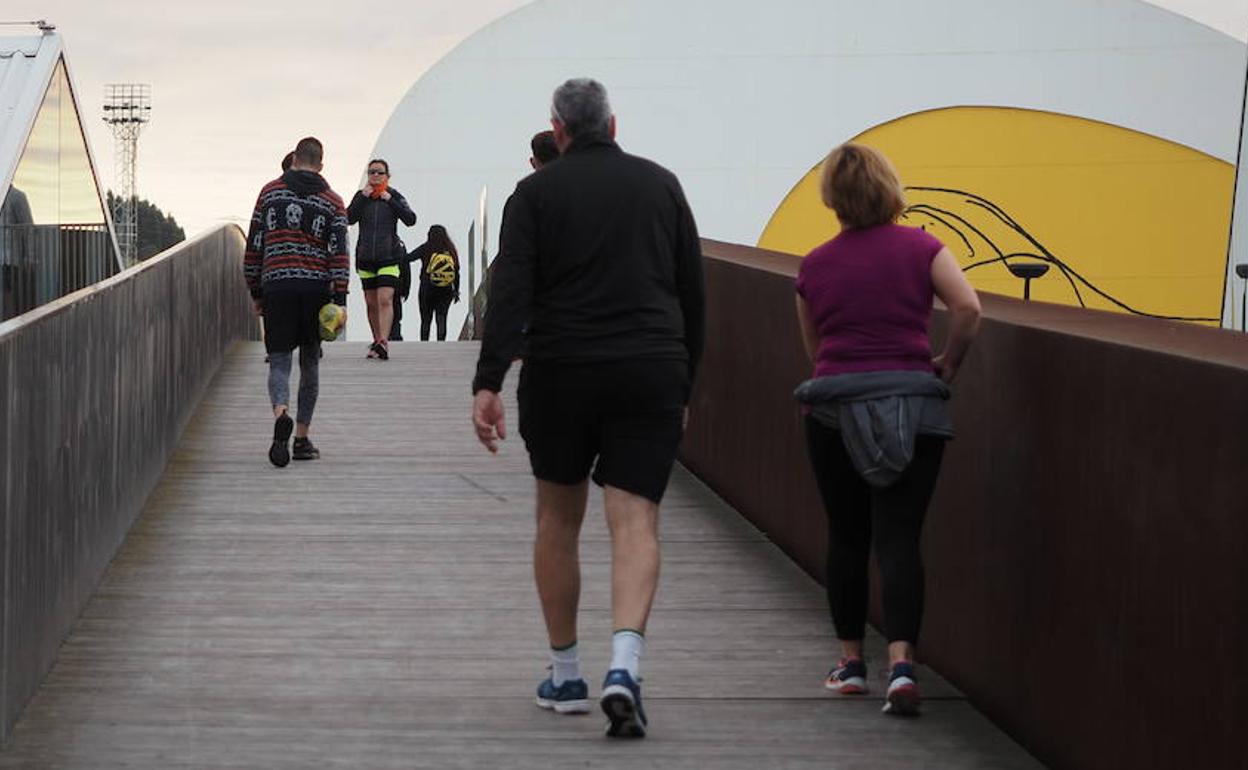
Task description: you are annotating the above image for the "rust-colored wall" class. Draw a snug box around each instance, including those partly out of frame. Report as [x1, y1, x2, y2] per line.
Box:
[680, 239, 1248, 770]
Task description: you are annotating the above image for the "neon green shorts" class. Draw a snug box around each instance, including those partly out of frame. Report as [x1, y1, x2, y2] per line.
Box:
[358, 264, 400, 289]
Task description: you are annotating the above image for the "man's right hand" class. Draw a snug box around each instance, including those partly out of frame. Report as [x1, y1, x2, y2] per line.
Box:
[252, 298, 263, 316]
[361, 184, 373, 197]
[472, 390, 507, 453]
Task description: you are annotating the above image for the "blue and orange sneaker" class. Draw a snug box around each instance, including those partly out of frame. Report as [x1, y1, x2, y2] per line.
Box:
[824, 657, 868, 694]
[882, 661, 921, 716]
[600, 668, 647, 738]
[535, 674, 589, 714]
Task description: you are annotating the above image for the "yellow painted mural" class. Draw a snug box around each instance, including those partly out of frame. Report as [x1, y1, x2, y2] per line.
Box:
[759, 107, 1234, 321]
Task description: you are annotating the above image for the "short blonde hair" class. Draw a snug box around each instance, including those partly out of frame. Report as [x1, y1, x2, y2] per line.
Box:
[819, 143, 905, 229]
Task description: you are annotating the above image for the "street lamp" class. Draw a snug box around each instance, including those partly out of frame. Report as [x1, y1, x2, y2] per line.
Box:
[1007, 261, 1049, 301]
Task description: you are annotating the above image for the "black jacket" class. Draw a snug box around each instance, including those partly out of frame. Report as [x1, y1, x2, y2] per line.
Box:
[347, 188, 416, 269]
[473, 133, 705, 394]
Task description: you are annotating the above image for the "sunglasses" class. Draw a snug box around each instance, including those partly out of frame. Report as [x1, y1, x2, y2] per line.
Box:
[368, 169, 388, 176]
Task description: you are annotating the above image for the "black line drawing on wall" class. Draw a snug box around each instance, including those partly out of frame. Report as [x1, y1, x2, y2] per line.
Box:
[902, 186, 1218, 322]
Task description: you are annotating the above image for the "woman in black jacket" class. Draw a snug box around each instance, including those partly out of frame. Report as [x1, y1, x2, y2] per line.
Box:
[347, 158, 416, 359]
[409, 224, 461, 341]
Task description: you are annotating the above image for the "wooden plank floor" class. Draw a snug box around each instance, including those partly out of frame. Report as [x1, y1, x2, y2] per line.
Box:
[1, 342, 1041, 768]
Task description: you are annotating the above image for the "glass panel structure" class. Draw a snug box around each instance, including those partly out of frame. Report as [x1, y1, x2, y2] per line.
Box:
[1, 59, 116, 322]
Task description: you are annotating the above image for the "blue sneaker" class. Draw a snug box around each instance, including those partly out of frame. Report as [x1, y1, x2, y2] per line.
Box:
[535, 675, 589, 714]
[824, 657, 868, 694]
[882, 662, 921, 716]
[600, 668, 647, 738]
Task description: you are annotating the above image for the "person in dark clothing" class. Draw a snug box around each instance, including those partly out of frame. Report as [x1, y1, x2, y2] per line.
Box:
[243, 136, 349, 467]
[408, 224, 460, 341]
[347, 158, 416, 359]
[530, 129, 559, 169]
[471, 78, 705, 739]
[389, 236, 408, 341]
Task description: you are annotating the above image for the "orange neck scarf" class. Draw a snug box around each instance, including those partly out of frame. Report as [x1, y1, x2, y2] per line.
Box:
[369, 180, 389, 199]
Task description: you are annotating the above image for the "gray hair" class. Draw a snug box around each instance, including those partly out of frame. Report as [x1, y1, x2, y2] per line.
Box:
[550, 78, 612, 138]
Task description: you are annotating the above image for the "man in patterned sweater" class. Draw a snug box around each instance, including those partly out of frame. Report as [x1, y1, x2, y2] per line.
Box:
[243, 136, 349, 467]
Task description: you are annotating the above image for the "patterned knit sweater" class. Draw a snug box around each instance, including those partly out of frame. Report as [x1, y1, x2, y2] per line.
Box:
[243, 169, 350, 304]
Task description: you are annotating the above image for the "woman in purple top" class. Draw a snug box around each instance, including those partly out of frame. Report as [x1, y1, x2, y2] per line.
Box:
[794, 144, 980, 715]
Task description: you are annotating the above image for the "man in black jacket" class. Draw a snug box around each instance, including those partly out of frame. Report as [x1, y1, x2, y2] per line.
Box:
[472, 78, 704, 739]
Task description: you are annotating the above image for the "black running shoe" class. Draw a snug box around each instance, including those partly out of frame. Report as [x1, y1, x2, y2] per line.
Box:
[269, 413, 293, 467]
[292, 437, 320, 461]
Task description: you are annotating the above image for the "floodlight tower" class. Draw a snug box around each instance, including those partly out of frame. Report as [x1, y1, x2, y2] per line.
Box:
[102, 84, 151, 265]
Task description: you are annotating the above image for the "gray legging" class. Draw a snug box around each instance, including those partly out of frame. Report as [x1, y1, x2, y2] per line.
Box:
[268, 343, 319, 424]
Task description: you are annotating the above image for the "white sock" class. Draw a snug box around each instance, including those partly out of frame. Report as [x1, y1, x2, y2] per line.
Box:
[550, 643, 581, 686]
[610, 630, 645, 678]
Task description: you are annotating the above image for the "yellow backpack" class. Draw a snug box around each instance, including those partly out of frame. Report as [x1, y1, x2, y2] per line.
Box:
[427, 252, 456, 288]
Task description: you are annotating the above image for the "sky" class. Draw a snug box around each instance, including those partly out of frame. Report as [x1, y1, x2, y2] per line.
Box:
[3, 0, 534, 237]
[1, 0, 1245, 239]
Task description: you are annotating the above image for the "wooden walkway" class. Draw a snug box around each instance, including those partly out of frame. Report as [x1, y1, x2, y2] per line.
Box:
[1, 343, 1039, 768]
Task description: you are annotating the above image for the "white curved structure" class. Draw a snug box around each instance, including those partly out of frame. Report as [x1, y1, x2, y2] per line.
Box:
[370, 0, 1245, 332]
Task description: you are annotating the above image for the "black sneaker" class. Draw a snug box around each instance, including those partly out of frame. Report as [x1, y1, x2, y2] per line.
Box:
[372, 340, 390, 360]
[269, 413, 294, 467]
[292, 437, 320, 461]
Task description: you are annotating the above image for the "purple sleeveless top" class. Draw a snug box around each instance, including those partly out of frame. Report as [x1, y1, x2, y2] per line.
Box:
[795, 224, 944, 377]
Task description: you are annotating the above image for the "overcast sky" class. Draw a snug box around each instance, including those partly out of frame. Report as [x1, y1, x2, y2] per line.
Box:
[4, 0, 534, 237]
[2, 0, 1245, 238]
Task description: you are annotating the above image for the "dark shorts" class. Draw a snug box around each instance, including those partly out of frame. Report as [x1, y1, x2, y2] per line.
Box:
[262, 292, 324, 354]
[517, 359, 689, 504]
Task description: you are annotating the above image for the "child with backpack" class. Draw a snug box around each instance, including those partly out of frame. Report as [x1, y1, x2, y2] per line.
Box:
[408, 224, 461, 341]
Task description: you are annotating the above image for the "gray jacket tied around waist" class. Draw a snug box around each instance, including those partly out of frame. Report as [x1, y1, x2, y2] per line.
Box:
[794, 370, 954, 489]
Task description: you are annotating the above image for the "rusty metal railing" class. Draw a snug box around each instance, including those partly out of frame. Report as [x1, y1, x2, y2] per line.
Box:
[680, 238, 1248, 770]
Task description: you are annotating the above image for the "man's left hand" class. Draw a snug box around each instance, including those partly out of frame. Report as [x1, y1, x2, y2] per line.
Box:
[472, 390, 507, 453]
[380, 190, 392, 201]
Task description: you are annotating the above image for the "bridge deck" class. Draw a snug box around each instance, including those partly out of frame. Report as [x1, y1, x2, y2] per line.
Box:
[1, 342, 1038, 768]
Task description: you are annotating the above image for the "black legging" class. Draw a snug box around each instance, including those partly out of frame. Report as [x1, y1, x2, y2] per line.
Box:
[418, 284, 453, 341]
[804, 416, 945, 644]
[389, 294, 405, 341]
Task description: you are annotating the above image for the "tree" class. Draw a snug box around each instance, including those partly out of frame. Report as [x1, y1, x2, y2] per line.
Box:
[105, 191, 186, 261]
